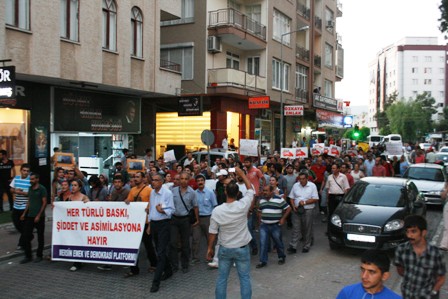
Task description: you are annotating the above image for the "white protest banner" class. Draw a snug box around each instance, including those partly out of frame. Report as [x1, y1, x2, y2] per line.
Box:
[52, 202, 148, 266]
[240, 139, 259, 156]
[295, 147, 308, 158]
[281, 148, 295, 158]
[328, 145, 342, 157]
[164, 149, 176, 162]
[311, 147, 323, 156]
[313, 143, 325, 150]
[385, 142, 403, 155]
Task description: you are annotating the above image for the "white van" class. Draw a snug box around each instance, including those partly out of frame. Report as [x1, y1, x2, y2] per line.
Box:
[367, 135, 383, 147]
[382, 134, 402, 144]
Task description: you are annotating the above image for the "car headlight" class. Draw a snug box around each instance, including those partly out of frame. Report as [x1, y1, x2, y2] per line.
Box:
[426, 190, 441, 196]
[384, 220, 404, 232]
[331, 214, 342, 227]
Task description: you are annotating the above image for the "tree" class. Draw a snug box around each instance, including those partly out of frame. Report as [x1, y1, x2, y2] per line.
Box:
[374, 91, 398, 133]
[435, 107, 448, 131]
[439, 0, 448, 34]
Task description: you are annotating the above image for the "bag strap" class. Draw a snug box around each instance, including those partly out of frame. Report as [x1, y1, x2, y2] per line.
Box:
[178, 188, 191, 212]
[134, 186, 146, 201]
[332, 175, 344, 193]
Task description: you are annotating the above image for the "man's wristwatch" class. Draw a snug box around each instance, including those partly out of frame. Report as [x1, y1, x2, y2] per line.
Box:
[431, 290, 438, 296]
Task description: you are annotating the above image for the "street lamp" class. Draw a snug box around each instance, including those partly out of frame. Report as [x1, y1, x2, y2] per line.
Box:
[280, 25, 309, 149]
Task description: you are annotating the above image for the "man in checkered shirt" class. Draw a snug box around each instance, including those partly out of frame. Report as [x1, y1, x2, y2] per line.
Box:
[394, 215, 446, 299]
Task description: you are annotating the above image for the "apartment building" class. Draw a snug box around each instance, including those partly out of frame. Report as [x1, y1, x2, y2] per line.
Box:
[368, 37, 448, 134]
[159, 0, 344, 156]
[0, 0, 181, 188]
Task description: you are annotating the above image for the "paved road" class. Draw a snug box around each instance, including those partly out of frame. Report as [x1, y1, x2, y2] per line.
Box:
[0, 206, 446, 299]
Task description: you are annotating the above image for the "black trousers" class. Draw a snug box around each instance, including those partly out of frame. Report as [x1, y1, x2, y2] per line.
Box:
[12, 208, 26, 247]
[0, 183, 13, 211]
[327, 194, 344, 223]
[170, 216, 191, 270]
[130, 223, 158, 274]
[151, 219, 172, 287]
[23, 216, 45, 258]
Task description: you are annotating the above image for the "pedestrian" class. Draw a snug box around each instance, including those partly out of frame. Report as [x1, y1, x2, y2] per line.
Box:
[0, 149, 16, 212]
[440, 182, 448, 252]
[19, 173, 47, 264]
[170, 172, 198, 274]
[350, 163, 365, 183]
[256, 185, 291, 268]
[207, 167, 254, 299]
[325, 164, 349, 223]
[148, 173, 175, 293]
[109, 176, 130, 201]
[363, 154, 375, 177]
[287, 171, 319, 254]
[372, 157, 386, 177]
[394, 215, 446, 298]
[87, 175, 108, 201]
[336, 250, 401, 298]
[10, 163, 31, 252]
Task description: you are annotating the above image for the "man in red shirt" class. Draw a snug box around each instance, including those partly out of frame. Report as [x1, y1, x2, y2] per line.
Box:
[372, 157, 386, 177]
[381, 156, 394, 177]
[310, 156, 326, 213]
[340, 163, 355, 187]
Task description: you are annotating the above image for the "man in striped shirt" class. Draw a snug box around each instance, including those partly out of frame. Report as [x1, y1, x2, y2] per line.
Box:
[10, 163, 31, 252]
[256, 185, 291, 268]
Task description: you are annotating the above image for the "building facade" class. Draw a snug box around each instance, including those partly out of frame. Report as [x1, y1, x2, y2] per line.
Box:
[368, 37, 448, 133]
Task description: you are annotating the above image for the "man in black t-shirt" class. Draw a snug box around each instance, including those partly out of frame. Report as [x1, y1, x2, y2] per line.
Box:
[0, 150, 15, 212]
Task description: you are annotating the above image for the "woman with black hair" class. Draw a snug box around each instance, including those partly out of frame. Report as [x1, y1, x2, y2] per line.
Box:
[87, 175, 108, 201]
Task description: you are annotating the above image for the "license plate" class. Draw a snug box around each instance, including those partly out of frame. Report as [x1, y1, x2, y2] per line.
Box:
[347, 234, 375, 243]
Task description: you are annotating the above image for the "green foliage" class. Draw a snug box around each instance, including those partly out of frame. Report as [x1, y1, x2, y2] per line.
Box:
[439, 0, 448, 34]
[342, 126, 369, 141]
[435, 107, 448, 131]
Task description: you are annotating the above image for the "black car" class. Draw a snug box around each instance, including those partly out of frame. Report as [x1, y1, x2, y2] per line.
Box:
[328, 177, 426, 250]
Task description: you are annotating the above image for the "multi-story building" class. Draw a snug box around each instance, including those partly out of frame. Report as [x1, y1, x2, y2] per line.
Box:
[368, 37, 448, 133]
[158, 0, 344, 156]
[0, 0, 182, 188]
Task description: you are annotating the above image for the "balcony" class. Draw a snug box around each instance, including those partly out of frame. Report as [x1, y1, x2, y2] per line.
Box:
[208, 8, 267, 50]
[314, 16, 322, 31]
[160, 59, 181, 73]
[296, 45, 310, 62]
[296, 1, 310, 20]
[337, 0, 343, 17]
[336, 45, 344, 80]
[207, 68, 266, 96]
[314, 55, 321, 68]
[295, 88, 309, 104]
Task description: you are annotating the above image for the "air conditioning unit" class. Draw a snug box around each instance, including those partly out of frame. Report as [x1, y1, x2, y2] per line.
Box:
[326, 20, 334, 29]
[207, 36, 222, 53]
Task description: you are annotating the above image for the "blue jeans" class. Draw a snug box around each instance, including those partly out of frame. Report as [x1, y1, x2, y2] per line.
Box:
[216, 245, 252, 299]
[259, 223, 285, 263]
[247, 214, 257, 250]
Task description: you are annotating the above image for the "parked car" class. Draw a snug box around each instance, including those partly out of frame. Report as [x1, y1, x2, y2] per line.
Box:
[402, 163, 446, 205]
[328, 177, 426, 250]
[178, 149, 240, 167]
[439, 146, 448, 153]
[435, 153, 448, 166]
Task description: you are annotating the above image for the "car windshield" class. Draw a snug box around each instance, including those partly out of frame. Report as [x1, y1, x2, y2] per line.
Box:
[435, 154, 448, 161]
[403, 167, 445, 182]
[344, 182, 405, 207]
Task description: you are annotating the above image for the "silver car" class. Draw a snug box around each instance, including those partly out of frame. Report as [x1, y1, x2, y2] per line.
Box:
[402, 163, 446, 205]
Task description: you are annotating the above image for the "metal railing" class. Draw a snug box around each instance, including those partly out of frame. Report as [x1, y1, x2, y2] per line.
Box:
[296, 45, 310, 61]
[208, 68, 266, 92]
[208, 8, 267, 40]
[295, 88, 309, 103]
[314, 55, 321, 68]
[160, 59, 181, 73]
[315, 16, 322, 30]
[296, 1, 310, 20]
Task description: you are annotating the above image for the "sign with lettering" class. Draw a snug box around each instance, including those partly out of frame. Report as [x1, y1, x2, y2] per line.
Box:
[178, 96, 203, 116]
[316, 109, 343, 128]
[284, 105, 304, 116]
[313, 94, 339, 112]
[0, 66, 16, 99]
[248, 96, 270, 109]
[52, 202, 147, 266]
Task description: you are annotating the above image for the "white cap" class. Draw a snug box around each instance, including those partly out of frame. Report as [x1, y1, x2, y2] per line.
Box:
[216, 169, 228, 177]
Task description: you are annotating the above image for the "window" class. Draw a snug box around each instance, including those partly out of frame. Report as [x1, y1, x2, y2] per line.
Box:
[440, 56, 445, 63]
[247, 57, 260, 76]
[226, 52, 240, 70]
[424, 79, 432, 85]
[412, 56, 418, 62]
[438, 102, 444, 107]
[60, 0, 79, 41]
[161, 46, 193, 80]
[412, 79, 418, 85]
[131, 7, 143, 57]
[440, 79, 444, 85]
[424, 67, 432, 73]
[440, 91, 445, 100]
[324, 80, 333, 97]
[425, 91, 432, 96]
[102, 0, 117, 51]
[412, 91, 418, 97]
[425, 56, 432, 62]
[273, 10, 291, 45]
[272, 59, 290, 91]
[295, 64, 308, 91]
[6, 0, 30, 30]
[325, 8, 334, 32]
[440, 68, 445, 74]
[324, 43, 333, 68]
[411, 67, 418, 73]
[161, 0, 194, 25]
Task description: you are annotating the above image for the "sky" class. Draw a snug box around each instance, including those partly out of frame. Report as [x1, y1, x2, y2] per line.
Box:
[335, 0, 446, 107]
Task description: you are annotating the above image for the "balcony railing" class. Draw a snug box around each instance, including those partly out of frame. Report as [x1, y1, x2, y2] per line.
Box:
[209, 8, 267, 40]
[296, 45, 310, 61]
[295, 88, 309, 103]
[208, 68, 266, 92]
[314, 55, 321, 68]
[315, 16, 322, 30]
[160, 59, 181, 73]
[296, 1, 310, 20]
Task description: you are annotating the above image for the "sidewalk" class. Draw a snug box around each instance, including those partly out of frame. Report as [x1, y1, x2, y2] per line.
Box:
[0, 204, 53, 262]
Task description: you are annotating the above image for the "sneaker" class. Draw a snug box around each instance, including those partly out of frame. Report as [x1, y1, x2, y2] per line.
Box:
[97, 265, 112, 271]
[278, 257, 285, 265]
[208, 261, 219, 268]
[69, 265, 78, 272]
[256, 262, 267, 268]
[15, 246, 24, 253]
[190, 258, 200, 265]
[287, 247, 297, 254]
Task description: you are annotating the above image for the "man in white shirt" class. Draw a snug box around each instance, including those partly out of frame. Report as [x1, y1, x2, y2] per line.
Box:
[207, 167, 254, 299]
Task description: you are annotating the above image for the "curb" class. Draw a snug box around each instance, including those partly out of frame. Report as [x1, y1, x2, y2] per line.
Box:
[0, 244, 51, 263]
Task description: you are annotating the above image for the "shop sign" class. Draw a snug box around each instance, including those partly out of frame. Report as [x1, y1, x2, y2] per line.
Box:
[53, 88, 141, 133]
[313, 94, 339, 112]
[316, 109, 343, 128]
[248, 96, 270, 109]
[0, 66, 16, 99]
[284, 105, 304, 116]
[178, 96, 202, 116]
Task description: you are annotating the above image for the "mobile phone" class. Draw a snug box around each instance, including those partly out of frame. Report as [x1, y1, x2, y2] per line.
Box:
[228, 168, 236, 173]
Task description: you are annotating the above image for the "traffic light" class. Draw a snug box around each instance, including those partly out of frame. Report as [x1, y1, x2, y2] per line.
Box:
[353, 125, 360, 140]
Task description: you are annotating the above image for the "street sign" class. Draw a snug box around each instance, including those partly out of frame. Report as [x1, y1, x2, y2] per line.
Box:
[284, 105, 304, 116]
[248, 96, 270, 109]
[201, 129, 215, 146]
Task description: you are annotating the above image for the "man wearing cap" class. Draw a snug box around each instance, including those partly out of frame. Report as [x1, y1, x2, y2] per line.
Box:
[215, 169, 229, 205]
[191, 174, 217, 264]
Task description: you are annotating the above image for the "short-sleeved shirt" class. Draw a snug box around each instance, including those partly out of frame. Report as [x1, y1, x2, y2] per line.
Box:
[0, 159, 14, 184]
[325, 173, 349, 195]
[10, 175, 31, 210]
[363, 159, 375, 176]
[372, 165, 386, 177]
[195, 187, 217, 216]
[126, 185, 152, 202]
[27, 184, 47, 217]
[259, 196, 289, 224]
[172, 186, 197, 216]
[394, 242, 446, 298]
[284, 174, 298, 195]
[336, 283, 401, 299]
[247, 166, 264, 195]
[110, 187, 130, 201]
[288, 181, 319, 209]
[209, 189, 254, 248]
[88, 186, 109, 201]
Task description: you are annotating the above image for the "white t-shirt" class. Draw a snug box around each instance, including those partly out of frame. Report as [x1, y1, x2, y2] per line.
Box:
[209, 189, 254, 248]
